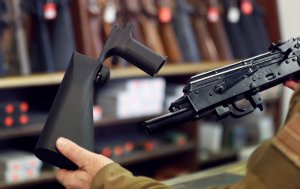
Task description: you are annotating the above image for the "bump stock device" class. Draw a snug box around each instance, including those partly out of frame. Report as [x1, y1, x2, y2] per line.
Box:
[34, 23, 166, 170]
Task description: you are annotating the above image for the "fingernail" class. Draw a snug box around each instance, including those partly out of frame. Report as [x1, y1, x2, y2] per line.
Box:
[57, 137, 66, 148]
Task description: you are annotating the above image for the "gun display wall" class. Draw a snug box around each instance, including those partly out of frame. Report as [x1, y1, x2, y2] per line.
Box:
[0, 0, 280, 76]
[0, 0, 283, 186]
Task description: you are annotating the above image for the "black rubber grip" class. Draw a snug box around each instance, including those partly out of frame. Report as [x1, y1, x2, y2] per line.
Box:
[123, 39, 165, 76]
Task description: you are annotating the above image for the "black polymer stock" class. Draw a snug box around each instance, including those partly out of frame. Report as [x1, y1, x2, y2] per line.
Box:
[35, 23, 166, 170]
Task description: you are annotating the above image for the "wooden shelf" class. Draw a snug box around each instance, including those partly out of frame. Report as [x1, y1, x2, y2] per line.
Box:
[198, 149, 238, 169]
[0, 114, 160, 139]
[0, 73, 64, 89]
[0, 170, 56, 189]
[0, 124, 44, 139]
[0, 143, 194, 189]
[0, 62, 231, 89]
[117, 142, 195, 165]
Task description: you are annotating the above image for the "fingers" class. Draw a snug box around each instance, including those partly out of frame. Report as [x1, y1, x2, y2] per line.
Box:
[56, 138, 115, 189]
[56, 169, 71, 186]
[56, 137, 95, 168]
[56, 169, 87, 189]
[284, 80, 299, 90]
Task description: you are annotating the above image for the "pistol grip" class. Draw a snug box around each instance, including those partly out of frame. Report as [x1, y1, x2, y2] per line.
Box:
[124, 37, 166, 76]
[98, 23, 166, 77]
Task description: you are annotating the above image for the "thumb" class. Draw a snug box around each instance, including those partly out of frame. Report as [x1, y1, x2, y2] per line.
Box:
[284, 80, 298, 90]
[56, 137, 95, 168]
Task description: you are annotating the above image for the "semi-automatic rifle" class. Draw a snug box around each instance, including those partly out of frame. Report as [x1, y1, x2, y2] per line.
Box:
[156, 0, 183, 63]
[70, 0, 92, 57]
[205, 0, 233, 60]
[11, 0, 31, 75]
[2, 0, 31, 75]
[100, 0, 119, 39]
[139, 0, 166, 56]
[121, 0, 145, 44]
[0, 1, 5, 75]
[99, 0, 123, 67]
[172, 0, 200, 62]
[190, 0, 219, 61]
[221, 0, 251, 58]
[238, 0, 268, 56]
[86, 0, 103, 58]
[51, 0, 76, 71]
[26, 0, 55, 72]
[144, 37, 300, 134]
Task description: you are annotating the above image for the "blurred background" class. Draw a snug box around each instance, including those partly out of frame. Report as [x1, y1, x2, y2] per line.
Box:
[0, 0, 297, 188]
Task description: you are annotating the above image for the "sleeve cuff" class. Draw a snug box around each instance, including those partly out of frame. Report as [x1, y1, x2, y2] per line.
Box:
[273, 115, 300, 168]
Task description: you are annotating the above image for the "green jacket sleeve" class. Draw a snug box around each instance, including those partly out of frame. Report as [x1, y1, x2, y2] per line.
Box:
[92, 141, 300, 189]
[92, 163, 169, 189]
[92, 86, 300, 189]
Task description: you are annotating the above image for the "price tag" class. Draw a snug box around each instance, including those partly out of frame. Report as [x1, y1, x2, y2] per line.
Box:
[158, 7, 172, 23]
[43, 2, 57, 20]
[103, 3, 117, 24]
[207, 7, 219, 23]
[227, 6, 240, 23]
[241, 0, 253, 15]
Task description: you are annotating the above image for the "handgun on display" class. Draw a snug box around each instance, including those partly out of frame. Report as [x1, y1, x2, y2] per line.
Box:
[144, 37, 300, 134]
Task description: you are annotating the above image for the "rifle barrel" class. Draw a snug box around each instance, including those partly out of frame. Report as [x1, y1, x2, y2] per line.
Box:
[143, 108, 194, 134]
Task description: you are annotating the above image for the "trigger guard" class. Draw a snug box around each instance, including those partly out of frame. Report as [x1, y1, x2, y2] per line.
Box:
[228, 100, 255, 118]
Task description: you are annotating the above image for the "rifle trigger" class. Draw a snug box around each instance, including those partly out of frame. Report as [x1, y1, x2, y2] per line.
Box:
[228, 100, 255, 118]
[227, 92, 263, 118]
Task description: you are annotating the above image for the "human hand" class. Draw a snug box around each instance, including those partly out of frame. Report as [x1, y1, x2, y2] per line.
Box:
[284, 80, 299, 90]
[55, 137, 114, 189]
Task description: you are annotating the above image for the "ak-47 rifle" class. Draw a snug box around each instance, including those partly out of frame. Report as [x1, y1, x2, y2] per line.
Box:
[26, 0, 55, 72]
[0, 0, 6, 75]
[70, 0, 96, 58]
[205, 0, 233, 60]
[86, 0, 103, 58]
[241, 0, 270, 55]
[221, 0, 250, 59]
[70, 0, 102, 60]
[156, 0, 183, 63]
[144, 37, 300, 134]
[121, 0, 145, 44]
[172, 0, 200, 62]
[139, 0, 166, 56]
[51, 0, 76, 71]
[11, 0, 31, 75]
[100, 0, 119, 39]
[190, 0, 219, 61]
[99, 0, 123, 67]
[6, 0, 31, 75]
